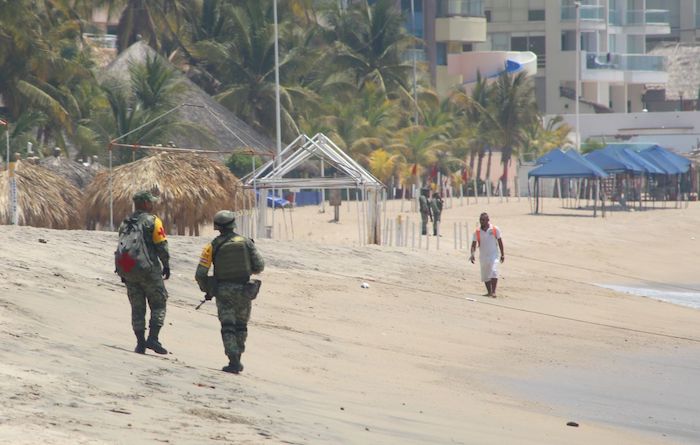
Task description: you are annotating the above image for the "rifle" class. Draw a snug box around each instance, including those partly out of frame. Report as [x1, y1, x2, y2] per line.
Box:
[195, 294, 213, 310]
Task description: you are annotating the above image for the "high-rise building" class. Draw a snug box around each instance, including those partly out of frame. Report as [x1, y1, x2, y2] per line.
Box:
[399, 1, 488, 96]
[469, 0, 670, 115]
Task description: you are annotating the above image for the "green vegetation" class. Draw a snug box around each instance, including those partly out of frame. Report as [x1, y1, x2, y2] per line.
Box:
[0, 0, 569, 187]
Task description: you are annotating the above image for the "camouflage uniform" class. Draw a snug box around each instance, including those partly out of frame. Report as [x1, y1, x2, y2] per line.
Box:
[429, 194, 443, 236]
[120, 210, 170, 332]
[119, 191, 170, 354]
[195, 230, 264, 372]
[419, 191, 432, 235]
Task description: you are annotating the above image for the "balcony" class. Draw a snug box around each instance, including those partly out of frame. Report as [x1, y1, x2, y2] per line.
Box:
[437, 0, 484, 18]
[586, 53, 665, 72]
[561, 5, 604, 21]
[582, 52, 667, 84]
[625, 9, 669, 26]
[608, 9, 623, 26]
[435, 2, 486, 44]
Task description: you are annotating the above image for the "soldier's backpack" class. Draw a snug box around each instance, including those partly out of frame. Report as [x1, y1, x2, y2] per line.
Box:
[115, 215, 154, 280]
[213, 234, 252, 282]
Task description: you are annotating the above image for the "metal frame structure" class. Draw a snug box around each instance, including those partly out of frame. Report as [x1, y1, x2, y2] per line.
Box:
[244, 133, 383, 190]
[244, 133, 384, 244]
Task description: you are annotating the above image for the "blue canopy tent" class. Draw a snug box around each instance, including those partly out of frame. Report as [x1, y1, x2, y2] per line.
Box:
[637, 145, 691, 203]
[585, 150, 634, 174]
[599, 144, 664, 175]
[586, 146, 656, 210]
[588, 143, 692, 207]
[529, 148, 607, 216]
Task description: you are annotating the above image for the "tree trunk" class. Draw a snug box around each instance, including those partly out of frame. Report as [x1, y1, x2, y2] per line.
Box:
[469, 151, 476, 177]
[475, 145, 486, 183]
[501, 158, 510, 196]
[485, 146, 493, 188]
[501, 147, 513, 196]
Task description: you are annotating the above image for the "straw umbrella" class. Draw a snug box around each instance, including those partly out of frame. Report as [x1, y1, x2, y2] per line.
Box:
[84, 152, 252, 234]
[39, 148, 96, 189]
[0, 161, 83, 228]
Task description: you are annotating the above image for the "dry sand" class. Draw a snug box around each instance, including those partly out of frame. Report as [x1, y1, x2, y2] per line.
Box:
[1, 197, 699, 444]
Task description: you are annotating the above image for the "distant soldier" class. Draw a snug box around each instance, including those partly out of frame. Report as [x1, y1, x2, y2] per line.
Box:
[469, 212, 504, 298]
[195, 211, 265, 374]
[115, 191, 171, 354]
[419, 188, 432, 236]
[430, 192, 444, 236]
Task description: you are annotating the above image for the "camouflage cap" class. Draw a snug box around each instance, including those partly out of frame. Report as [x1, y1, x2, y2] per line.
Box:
[132, 190, 159, 202]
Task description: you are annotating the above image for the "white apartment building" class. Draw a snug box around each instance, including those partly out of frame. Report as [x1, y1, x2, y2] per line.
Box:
[473, 0, 671, 115]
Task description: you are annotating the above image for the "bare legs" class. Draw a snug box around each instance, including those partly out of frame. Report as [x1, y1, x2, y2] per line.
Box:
[484, 278, 498, 297]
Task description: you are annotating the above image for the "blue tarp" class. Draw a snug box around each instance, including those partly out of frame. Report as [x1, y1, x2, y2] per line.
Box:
[597, 144, 664, 175]
[535, 148, 566, 165]
[585, 150, 631, 173]
[638, 146, 690, 175]
[529, 148, 607, 178]
[564, 149, 608, 177]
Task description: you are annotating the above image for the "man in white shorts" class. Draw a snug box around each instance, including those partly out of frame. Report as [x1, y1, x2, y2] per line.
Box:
[469, 212, 505, 297]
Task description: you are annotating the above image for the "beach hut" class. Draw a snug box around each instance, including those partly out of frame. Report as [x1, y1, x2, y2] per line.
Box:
[0, 160, 83, 229]
[39, 148, 96, 189]
[101, 41, 274, 158]
[84, 152, 252, 234]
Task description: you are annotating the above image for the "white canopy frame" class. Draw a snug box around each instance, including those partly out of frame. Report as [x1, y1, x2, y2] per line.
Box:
[243, 133, 385, 244]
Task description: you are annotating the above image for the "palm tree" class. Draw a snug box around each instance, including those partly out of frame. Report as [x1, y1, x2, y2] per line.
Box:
[323, 0, 413, 94]
[0, 1, 102, 155]
[520, 115, 573, 163]
[487, 71, 537, 194]
[192, 0, 317, 141]
[364, 148, 401, 185]
[388, 125, 450, 187]
[449, 73, 492, 184]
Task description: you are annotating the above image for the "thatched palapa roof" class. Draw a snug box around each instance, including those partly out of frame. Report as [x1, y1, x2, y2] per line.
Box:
[102, 41, 274, 158]
[647, 43, 700, 100]
[0, 161, 83, 229]
[84, 152, 252, 234]
[39, 154, 96, 189]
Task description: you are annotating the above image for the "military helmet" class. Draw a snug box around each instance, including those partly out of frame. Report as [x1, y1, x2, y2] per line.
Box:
[213, 210, 236, 230]
[133, 190, 158, 203]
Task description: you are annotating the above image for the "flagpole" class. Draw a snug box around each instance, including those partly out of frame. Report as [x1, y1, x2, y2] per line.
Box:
[271, 0, 282, 239]
[273, 0, 282, 166]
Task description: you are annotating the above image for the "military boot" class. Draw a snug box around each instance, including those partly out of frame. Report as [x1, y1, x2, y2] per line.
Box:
[134, 329, 146, 354]
[145, 326, 168, 354]
[222, 353, 243, 374]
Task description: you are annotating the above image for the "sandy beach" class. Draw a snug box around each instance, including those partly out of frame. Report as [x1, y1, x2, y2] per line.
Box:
[1, 197, 699, 444]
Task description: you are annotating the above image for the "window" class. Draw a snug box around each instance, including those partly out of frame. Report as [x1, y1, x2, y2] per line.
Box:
[436, 43, 447, 66]
[462, 43, 473, 52]
[529, 36, 546, 67]
[511, 36, 528, 52]
[491, 33, 509, 51]
[512, 35, 546, 67]
[484, 10, 492, 22]
[528, 9, 545, 21]
[561, 30, 576, 51]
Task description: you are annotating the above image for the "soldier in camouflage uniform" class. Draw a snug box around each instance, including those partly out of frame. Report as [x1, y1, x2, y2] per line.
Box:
[118, 191, 171, 354]
[430, 192, 444, 236]
[195, 210, 264, 374]
[419, 188, 432, 235]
